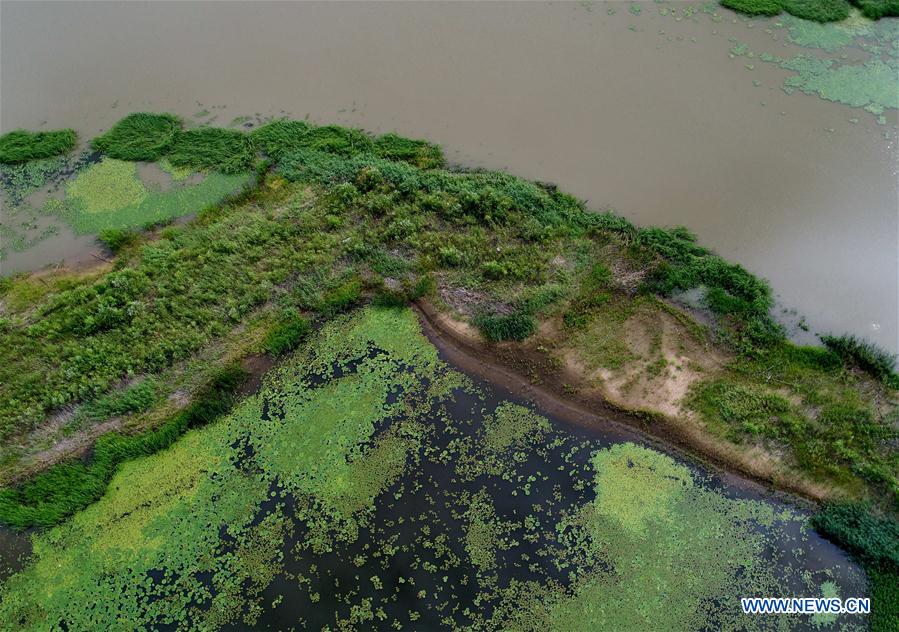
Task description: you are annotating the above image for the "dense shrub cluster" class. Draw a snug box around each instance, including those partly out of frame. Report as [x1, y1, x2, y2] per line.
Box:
[0, 364, 246, 528]
[0, 129, 77, 164]
[851, 0, 899, 18]
[720, 0, 854, 21]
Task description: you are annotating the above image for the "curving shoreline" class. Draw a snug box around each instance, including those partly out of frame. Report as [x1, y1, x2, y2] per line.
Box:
[413, 300, 833, 508]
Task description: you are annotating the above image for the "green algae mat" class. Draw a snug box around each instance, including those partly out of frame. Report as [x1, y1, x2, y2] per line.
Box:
[0, 308, 868, 631]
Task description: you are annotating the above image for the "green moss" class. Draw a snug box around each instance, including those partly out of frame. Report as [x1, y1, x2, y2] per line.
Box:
[92, 113, 182, 161]
[0, 129, 77, 164]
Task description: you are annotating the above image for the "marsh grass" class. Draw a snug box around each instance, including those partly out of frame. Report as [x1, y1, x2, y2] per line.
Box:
[822, 334, 899, 388]
[0, 364, 247, 529]
[166, 127, 256, 174]
[0, 129, 77, 164]
[813, 503, 899, 631]
[92, 113, 181, 161]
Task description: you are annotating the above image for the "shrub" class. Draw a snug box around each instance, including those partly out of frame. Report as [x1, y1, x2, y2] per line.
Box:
[720, 0, 783, 16]
[318, 279, 363, 316]
[821, 334, 898, 389]
[409, 274, 436, 300]
[0, 364, 247, 528]
[374, 133, 445, 169]
[98, 227, 140, 253]
[475, 310, 536, 342]
[0, 129, 77, 164]
[166, 127, 255, 174]
[91, 113, 181, 161]
[304, 125, 374, 157]
[263, 309, 311, 355]
[851, 0, 899, 18]
[781, 0, 851, 21]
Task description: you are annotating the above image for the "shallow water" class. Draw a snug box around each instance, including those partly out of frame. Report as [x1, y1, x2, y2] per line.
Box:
[0, 309, 870, 630]
[1, 0, 897, 352]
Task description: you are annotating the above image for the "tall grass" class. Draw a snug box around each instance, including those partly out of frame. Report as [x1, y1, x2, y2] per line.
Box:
[165, 127, 256, 174]
[821, 334, 899, 389]
[91, 113, 181, 161]
[0, 364, 247, 529]
[0, 129, 77, 164]
[813, 503, 899, 632]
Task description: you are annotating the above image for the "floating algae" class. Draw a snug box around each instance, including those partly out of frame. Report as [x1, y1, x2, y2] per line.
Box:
[0, 308, 868, 630]
[51, 157, 250, 233]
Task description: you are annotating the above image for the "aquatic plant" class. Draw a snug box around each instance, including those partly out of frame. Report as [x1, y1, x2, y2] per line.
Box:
[0, 309, 866, 630]
[57, 158, 249, 233]
[92, 112, 182, 161]
[66, 157, 148, 212]
[0, 128, 77, 164]
[166, 127, 256, 174]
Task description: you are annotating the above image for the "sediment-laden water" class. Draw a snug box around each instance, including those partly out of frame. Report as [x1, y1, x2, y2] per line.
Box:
[1, 1, 897, 352]
[0, 308, 868, 630]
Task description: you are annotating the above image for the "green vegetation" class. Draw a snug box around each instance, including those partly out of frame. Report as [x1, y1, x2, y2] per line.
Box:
[721, 0, 899, 20]
[0, 129, 77, 164]
[0, 309, 868, 630]
[475, 310, 536, 341]
[97, 227, 140, 253]
[1, 114, 895, 532]
[92, 113, 181, 161]
[166, 127, 256, 174]
[822, 334, 899, 388]
[721, 0, 782, 16]
[0, 364, 246, 528]
[54, 158, 250, 233]
[813, 503, 899, 631]
[262, 309, 311, 355]
[0, 117, 895, 630]
[720, 0, 854, 21]
[852, 0, 899, 18]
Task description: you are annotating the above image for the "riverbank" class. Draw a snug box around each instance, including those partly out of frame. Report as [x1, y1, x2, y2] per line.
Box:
[414, 300, 828, 507]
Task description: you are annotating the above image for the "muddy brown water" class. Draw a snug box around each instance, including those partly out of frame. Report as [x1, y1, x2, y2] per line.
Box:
[1, 0, 897, 354]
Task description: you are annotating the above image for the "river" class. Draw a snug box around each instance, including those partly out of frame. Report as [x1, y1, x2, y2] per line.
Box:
[1, 0, 897, 352]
